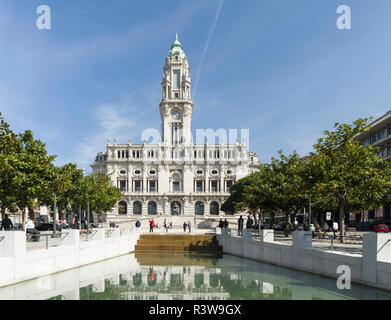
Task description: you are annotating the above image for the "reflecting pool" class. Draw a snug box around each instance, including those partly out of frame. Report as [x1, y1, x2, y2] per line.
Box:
[1, 252, 391, 300]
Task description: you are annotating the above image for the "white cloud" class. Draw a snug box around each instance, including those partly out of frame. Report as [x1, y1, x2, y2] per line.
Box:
[60, 103, 138, 171]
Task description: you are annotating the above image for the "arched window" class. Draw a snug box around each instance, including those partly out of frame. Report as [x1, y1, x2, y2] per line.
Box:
[148, 201, 157, 215]
[133, 201, 142, 215]
[118, 201, 127, 215]
[195, 201, 204, 215]
[171, 201, 182, 215]
[210, 201, 219, 215]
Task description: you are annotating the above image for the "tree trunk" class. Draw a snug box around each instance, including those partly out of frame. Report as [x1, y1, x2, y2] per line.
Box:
[339, 205, 345, 243]
[258, 212, 261, 234]
[21, 208, 26, 229]
[1, 206, 5, 221]
[313, 214, 321, 232]
[284, 212, 291, 237]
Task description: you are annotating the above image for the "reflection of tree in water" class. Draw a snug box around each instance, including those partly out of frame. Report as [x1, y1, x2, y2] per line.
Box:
[79, 281, 123, 300]
[219, 275, 293, 300]
[194, 273, 204, 288]
[133, 273, 142, 287]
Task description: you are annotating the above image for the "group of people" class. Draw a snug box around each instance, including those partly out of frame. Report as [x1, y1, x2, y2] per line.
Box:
[237, 215, 257, 236]
[218, 219, 229, 229]
[183, 220, 192, 233]
[0, 214, 41, 242]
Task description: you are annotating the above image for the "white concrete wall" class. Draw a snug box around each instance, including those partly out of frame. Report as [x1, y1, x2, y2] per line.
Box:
[217, 230, 391, 292]
[0, 228, 140, 288]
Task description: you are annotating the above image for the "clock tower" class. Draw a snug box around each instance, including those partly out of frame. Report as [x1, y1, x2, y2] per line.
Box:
[159, 34, 193, 146]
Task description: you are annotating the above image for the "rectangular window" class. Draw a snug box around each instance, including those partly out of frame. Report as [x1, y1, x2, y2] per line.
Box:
[196, 181, 203, 192]
[175, 92, 179, 98]
[119, 180, 127, 192]
[173, 71, 180, 89]
[135, 181, 142, 192]
[226, 181, 233, 192]
[173, 181, 180, 192]
[150, 181, 156, 192]
[211, 181, 218, 192]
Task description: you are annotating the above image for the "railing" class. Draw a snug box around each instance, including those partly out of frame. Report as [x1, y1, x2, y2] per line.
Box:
[85, 229, 98, 241]
[26, 233, 59, 250]
[105, 229, 115, 239]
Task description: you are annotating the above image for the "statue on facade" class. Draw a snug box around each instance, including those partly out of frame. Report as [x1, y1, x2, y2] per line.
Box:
[172, 202, 180, 215]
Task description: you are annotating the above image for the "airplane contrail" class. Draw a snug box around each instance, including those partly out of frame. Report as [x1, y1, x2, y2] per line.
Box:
[193, 0, 224, 100]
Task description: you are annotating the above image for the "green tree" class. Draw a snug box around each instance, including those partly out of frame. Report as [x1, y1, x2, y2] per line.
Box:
[89, 173, 122, 223]
[13, 130, 56, 227]
[0, 112, 19, 219]
[311, 118, 391, 243]
[267, 151, 308, 235]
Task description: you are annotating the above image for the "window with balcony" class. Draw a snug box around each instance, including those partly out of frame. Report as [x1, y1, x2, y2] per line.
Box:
[149, 181, 157, 192]
[196, 181, 203, 192]
[134, 181, 142, 192]
[173, 181, 180, 192]
[119, 180, 127, 192]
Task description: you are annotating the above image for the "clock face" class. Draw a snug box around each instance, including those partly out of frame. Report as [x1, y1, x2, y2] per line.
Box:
[172, 110, 182, 120]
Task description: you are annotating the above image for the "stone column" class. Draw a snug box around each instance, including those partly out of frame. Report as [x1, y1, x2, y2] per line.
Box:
[260, 229, 274, 243]
[0, 231, 26, 279]
[292, 231, 312, 248]
[363, 233, 391, 283]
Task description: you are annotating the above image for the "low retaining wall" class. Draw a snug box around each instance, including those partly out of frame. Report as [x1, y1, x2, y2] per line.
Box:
[0, 228, 140, 288]
[217, 230, 391, 292]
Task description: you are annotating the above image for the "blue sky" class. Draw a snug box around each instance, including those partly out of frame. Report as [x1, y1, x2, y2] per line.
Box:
[1, 0, 391, 171]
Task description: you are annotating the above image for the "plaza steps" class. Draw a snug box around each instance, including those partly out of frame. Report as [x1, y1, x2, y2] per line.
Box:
[135, 252, 223, 266]
[134, 234, 222, 253]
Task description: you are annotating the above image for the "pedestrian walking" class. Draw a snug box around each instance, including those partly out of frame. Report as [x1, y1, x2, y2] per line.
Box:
[0, 214, 13, 231]
[224, 219, 229, 228]
[183, 221, 187, 233]
[323, 219, 337, 239]
[188, 220, 191, 233]
[149, 219, 154, 233]
[238, 215, 244, 236]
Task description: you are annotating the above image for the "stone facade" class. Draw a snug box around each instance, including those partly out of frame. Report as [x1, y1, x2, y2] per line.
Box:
[91, 35, 260, 220]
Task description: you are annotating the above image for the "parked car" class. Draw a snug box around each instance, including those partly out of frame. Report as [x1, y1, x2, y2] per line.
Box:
[273, 222, 286, 232]
[35, 221, 61, 231]
[13, 223, 22, 230]
[375, 224, 389, 233]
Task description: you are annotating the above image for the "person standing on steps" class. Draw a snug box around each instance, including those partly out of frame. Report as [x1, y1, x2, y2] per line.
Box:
[183, 221, 187, 233]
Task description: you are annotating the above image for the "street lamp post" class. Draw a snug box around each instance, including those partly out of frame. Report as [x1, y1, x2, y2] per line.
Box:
[308, 175, 313, 232]
[52, 193, 57, 238]
[87, 202, 90, 234]
[79, 205, 82, 230]
[308, 194, 312, 231]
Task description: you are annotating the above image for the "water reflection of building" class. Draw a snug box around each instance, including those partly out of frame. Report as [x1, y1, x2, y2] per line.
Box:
[121, 265, 229, 300]
[2, 253, 391, 300]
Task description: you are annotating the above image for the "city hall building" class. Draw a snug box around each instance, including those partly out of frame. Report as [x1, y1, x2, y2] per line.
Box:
[91, 36, 260, 221]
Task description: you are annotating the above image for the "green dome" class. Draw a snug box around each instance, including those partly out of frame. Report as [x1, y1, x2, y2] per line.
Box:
[168, 33, 186, 59]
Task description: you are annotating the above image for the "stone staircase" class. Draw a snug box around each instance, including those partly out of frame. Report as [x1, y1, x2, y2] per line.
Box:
[134, 234, 222, 253]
